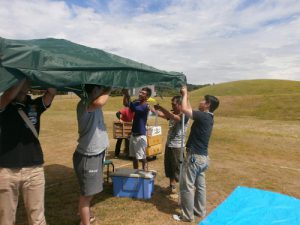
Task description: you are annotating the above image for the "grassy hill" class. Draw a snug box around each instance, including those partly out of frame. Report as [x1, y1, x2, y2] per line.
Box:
[192, 79, 300, 96]
[189, 79, 300, 121]
[51, 79, 300, 121]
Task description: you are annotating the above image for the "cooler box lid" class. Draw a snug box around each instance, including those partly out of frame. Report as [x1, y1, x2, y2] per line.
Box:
[110, 168, 156, 179]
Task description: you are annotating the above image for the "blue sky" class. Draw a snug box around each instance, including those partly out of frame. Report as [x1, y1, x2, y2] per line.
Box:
[64, 0, 172, 13]
[0, 0, 300, 84]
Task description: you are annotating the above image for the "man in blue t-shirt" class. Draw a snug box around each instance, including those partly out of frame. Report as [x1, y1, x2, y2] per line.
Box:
[173, 86, 219, 223]
[122, 87, 152, 171]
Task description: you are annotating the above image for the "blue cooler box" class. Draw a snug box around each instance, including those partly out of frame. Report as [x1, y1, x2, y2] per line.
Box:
[111, 169, 156, 199]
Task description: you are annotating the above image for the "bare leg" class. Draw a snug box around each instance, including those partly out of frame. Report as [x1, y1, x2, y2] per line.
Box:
[170, 178, 176, 186]
[133, 158, 139, 169]
[170, 178, 177, 194]
[79, 195, 93, 225]
[141, 159, 148, 171]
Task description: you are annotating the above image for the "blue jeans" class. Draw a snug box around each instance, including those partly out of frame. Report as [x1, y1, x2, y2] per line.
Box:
[179, 152, 209, 221]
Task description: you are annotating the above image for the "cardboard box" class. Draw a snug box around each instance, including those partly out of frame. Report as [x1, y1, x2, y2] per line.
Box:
[111, 169, 156, 199]
[146, 144, 162, 157]
[147, 135, 163, 146]
[147, 126, 162, 136]
[113, 122, 132, 139]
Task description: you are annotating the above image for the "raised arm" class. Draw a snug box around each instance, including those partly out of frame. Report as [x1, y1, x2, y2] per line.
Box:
[122, 89, 130, 107]
[0, 79, 26, 110]
[149, 106, 164, 118]
[42, 88, 57, 107]
[154, 104, 181, 122]
[180, 86, 193, 118]
[87, 87, 111, 112]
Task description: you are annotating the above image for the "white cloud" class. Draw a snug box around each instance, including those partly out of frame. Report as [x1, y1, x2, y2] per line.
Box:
[0, 0, 300, 84]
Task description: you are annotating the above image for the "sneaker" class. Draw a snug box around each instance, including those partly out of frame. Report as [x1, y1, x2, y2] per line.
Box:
[79, 213, 96, 225]
[172, 214, 182, 221]
[172, 214, 193, 222]
[90, 211, 96, 222]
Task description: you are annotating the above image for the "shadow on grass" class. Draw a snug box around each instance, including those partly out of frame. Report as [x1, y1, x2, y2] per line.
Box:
[16, 164, 113, 225]
[149, 184, 179, 215]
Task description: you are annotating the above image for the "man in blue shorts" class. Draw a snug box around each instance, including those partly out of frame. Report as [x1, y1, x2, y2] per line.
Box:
[122, 87, 151, 171]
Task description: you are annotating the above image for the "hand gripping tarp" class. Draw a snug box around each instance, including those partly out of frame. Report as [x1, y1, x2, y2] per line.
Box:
[200, 186, 300, 225]
[0, 37, 186, 93]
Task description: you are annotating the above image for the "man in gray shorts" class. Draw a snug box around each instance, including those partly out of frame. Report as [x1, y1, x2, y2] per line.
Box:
[153, 96, 189, 194]
[73, 84, 111, 225]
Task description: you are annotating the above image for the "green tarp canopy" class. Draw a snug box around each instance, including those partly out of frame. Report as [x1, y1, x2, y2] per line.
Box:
[0, 37, 186, 93]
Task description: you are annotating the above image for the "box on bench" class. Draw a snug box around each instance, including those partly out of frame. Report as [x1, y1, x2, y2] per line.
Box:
[111, 169, 156, 199]
[147, 126, 162, 136]
[113, 122, 132, 139]
[146, 135, 163, 157]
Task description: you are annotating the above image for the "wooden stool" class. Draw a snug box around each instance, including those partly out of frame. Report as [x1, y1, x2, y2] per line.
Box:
[104, 159, 115, 183]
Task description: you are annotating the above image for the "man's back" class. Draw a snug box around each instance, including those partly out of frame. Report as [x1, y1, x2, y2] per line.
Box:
[0, 95, 46, 168]
[75, 100, 109, 156]
[120, 107, 134, 122]
[186, 110, 214, 156]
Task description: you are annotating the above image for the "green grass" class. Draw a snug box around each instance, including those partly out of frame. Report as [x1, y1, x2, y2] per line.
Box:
[193, 79, 300, 96]
[14, 79, 300, 225]
[54, 79, 300, 121]
[189, 79, 300, 121]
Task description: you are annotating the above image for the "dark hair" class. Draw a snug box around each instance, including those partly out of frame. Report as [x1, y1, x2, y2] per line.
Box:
[84, 84, 102, 94]
[171, 95, 182, 104]
[205, 95, 219, 112]
[116, 111, 121, 119]
[141, 87, 152, 97]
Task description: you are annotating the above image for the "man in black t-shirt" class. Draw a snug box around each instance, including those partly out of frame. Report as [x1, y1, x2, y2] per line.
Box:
[173, 86, 219, 223]
[0, 79, 56, 225]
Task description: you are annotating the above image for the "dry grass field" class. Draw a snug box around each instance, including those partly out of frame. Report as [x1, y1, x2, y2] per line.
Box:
[15, 80, 300, 225]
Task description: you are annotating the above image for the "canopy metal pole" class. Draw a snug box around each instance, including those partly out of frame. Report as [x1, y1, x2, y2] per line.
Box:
[180, 113, 185, 162]
[178, 113, 185, 203]
[155, 111, 158, 126]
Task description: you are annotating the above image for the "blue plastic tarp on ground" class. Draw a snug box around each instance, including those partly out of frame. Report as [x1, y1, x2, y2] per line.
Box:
[200, 186, 300, 225]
